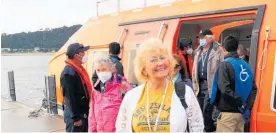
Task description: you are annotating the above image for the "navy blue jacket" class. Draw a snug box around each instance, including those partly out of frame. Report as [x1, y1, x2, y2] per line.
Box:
[214, 52, 257, 112]
[60, 65, 90, 121]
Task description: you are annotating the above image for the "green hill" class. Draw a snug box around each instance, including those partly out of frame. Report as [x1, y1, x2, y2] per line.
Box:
[1, 25, 82, 52]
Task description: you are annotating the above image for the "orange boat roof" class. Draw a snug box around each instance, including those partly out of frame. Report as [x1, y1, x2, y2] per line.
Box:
[51, 0, 270, 63]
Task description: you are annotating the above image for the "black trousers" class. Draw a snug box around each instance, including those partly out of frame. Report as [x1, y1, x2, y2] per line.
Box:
[197, 81, 216, 132]
[64, 108, 88, 132]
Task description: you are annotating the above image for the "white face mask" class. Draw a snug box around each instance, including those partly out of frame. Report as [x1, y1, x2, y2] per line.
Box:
[186, 48, 193, 55]
[239, 55, 245, 59]
[97, 72, 112, 83]
[82, 55, 88, 64]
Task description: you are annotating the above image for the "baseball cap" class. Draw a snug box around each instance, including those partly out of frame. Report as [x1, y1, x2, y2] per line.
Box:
[199, 29, 213, 37]
[66, 43, 90, 58]
[178, 38, 192, 50]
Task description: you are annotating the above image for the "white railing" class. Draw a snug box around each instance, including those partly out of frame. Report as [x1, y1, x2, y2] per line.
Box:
[96, 0, 187, 16]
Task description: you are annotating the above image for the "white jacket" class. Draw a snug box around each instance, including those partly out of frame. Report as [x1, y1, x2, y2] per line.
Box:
[115, 83, 204, 132]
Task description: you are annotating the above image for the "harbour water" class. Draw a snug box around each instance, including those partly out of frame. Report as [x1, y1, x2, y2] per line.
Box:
[1, 54, 52, 109]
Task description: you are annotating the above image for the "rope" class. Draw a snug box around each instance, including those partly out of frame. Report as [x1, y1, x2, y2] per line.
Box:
[28, 91, 48, 118]
[255, 27, 271, 132]
[28, 108, 43, 118]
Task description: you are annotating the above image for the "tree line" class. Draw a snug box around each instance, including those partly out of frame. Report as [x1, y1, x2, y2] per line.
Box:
[1, 25, 82, 51]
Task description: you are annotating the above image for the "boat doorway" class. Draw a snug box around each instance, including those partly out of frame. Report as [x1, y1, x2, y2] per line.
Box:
[175, 10, 257, 69]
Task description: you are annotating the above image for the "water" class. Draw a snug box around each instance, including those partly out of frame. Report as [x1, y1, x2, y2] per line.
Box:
[1, 54, 52, 109]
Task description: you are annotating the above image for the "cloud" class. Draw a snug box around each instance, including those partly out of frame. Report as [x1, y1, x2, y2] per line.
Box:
[1, 0, 96, 33]
[1, 0, 173, 34]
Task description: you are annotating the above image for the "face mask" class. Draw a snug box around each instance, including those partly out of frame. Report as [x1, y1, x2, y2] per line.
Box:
[239, 55, 245, 59]
[97, 72, 112, 83]
[200, 39, 207, 47]
[82, 55, 88, 64]
[186, 48, 193, 55]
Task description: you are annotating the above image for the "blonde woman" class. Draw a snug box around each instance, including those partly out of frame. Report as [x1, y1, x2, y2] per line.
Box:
[116, 38, 204, 132]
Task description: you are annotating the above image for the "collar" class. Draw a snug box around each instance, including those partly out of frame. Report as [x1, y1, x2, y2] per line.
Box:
[173, 73, 181, 82]
[109, 73, 122, 82]
[110, 55, 121, 61]
[209, 41, 215, 49]
[225, 52, 239, 59]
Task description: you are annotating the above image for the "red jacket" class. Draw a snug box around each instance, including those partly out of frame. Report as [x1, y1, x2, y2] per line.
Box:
[178, 50, 193, 78]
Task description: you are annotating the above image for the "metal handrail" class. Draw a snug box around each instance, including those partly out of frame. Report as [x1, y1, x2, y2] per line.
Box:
[117, 27, 128, 42]
[157, 22, 168, 39]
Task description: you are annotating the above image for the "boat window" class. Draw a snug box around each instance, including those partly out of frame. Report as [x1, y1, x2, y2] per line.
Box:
[271, 52, 276, 112]
[273, 85, 276, 110]
[134, 31, 150, 35]
[126, 49, 139, 86]
[126, 43, 143, 87]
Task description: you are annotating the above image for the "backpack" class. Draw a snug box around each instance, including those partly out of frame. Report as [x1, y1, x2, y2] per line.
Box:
[174, 80, 190, 132]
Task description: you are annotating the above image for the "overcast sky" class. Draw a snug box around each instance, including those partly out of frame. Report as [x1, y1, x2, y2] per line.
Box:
[1, 0, 173, 34]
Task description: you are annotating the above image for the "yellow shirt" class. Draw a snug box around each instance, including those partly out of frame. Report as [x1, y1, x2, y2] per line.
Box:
[132, 81, 174, 132]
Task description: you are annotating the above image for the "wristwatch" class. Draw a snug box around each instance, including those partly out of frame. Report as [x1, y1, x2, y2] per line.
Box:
[239, 105, 246, 112]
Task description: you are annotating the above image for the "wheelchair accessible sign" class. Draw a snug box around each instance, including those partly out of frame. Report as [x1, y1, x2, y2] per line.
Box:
[240, 64, 249, 82]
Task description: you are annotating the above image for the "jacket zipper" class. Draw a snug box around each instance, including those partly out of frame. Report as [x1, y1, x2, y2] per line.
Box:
[83, 84, 88, 98]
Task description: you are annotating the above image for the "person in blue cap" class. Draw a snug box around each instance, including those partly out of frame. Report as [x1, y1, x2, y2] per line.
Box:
[210, 35, 257, 132]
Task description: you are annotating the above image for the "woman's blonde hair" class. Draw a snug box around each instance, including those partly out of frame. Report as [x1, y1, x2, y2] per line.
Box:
[134, 38, 173, 82]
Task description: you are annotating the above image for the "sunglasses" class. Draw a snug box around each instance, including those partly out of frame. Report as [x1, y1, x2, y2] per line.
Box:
[174, 64, 181, 69]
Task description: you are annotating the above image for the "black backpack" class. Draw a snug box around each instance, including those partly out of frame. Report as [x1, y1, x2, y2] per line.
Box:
[174, 80, 190, 132]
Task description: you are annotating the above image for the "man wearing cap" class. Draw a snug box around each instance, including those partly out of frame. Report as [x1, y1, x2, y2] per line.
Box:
[60, 43, 92, 132]
[177, 38, 193, 79]
[192, 29, 224, 132]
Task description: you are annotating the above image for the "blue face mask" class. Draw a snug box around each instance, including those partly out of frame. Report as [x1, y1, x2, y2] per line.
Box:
[200, 39, 207, 47]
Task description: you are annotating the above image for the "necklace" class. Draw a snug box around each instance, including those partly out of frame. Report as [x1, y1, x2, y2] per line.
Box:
[146, 80, 169, 132]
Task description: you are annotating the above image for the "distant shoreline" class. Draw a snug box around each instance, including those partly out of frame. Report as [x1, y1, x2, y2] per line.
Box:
[1, 52, 55, 56]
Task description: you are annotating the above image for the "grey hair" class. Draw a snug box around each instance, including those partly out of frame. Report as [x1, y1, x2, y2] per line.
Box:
[93, 53, 114, 71]
[206, 35, 215, 40]
[238, 44, 247, 55]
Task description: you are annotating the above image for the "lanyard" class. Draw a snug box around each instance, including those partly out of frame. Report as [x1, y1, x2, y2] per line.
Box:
[146, 80, 169, 132]
[199, 50, 209, 76]
[201, 51, 208, 68]
[199, 44, 214, 75]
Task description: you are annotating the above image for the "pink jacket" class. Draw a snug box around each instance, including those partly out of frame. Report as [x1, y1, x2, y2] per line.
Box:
[88, 74, 131, 132]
